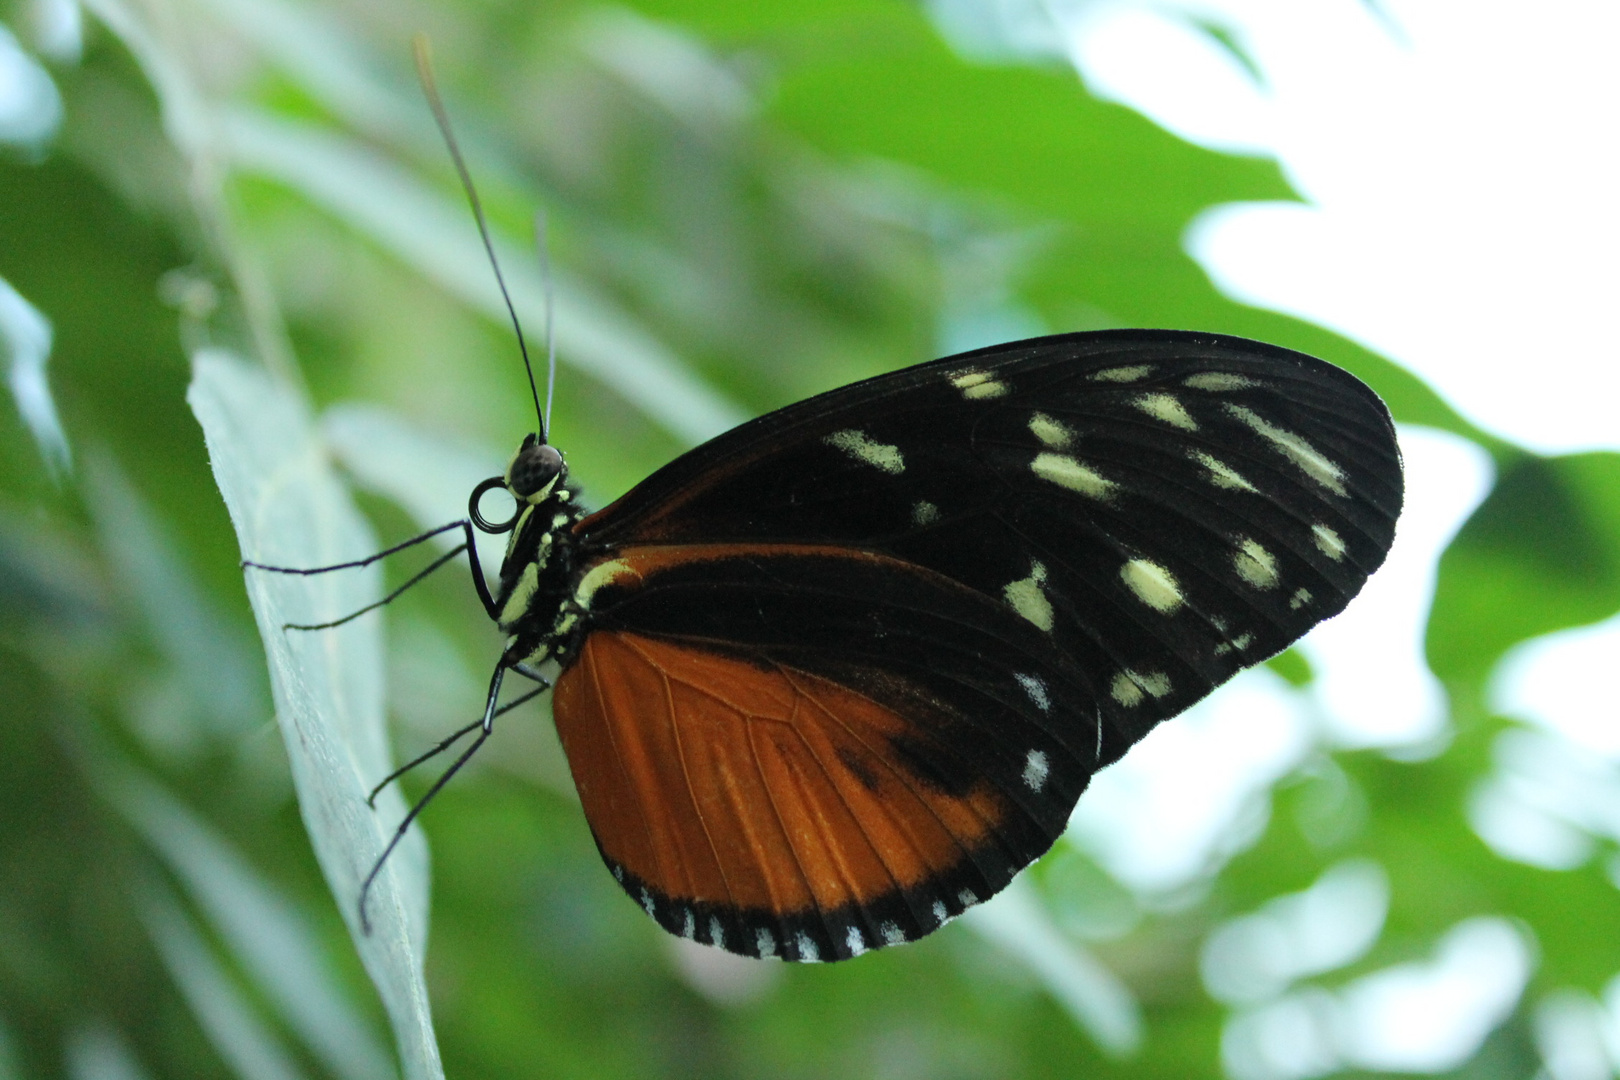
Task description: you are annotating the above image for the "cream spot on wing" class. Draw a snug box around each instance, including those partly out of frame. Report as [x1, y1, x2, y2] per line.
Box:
[1185, 372, 1254, 392]
[756, 928, 776, 957]
[1092, 364, 1153, 383]
[958, 889, 979, 907]
[1232, 633, 1253, 651]
[576, 558, 636, 610]
[1004, 560, 1054, 631]
[1290, 587, 1313, 610]
[1225, 405, 1348, 495]
[1112, 669, 1173, 706]
[912, 500, 941, 526]
[640, 888, 656, 917]
[1134, 392, 1198, 430]
[680, 908, 695, 939]
[1233, 538, 1280, 589]
[1111, 672, 1144, 706]
[1192, 450, 1257, 492]
[950, 369, 1009, 399]
[881, 921, 905, 946]
[709, 917, 725, 949]
[1313, 523, 1348, 561]
[1032, 452, 1115, 499]
[1015, 673, 1051, 712]
[796, 932, 820, 962]
[1023, 749, 1050, 792]
[846, 926, 868, 957]
[1121, 558, 1184, 613]
[825, 428, 905, 474]
[1029, 412, 1074, 448]
[931, 900, 949, 925]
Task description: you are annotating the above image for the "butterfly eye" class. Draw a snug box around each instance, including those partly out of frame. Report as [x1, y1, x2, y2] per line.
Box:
[508, 442, 565, 501]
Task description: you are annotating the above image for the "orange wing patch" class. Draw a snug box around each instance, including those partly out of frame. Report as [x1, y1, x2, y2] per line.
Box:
[553, 630, 1012, 957]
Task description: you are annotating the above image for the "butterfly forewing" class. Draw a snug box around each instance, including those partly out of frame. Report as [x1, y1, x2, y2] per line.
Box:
[554, 330, 1403, 960]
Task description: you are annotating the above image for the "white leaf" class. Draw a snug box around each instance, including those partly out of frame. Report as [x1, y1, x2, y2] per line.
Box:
[187, 350, 443, 1080]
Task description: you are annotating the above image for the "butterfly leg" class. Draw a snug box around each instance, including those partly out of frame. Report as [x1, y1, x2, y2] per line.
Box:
[246, 518, 505, 629]
[359, 659, 511, 933]
[365, 661, 552, 805]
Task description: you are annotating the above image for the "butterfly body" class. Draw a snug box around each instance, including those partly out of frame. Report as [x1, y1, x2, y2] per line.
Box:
[474, 329, 1402, 962]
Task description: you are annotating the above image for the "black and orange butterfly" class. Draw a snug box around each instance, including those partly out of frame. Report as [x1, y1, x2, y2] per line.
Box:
[251, 44, 1403, 964]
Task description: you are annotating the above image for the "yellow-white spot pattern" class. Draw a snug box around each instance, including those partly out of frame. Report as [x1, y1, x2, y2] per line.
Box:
[1313, 523, 1347, 561]
[1028, 412, 1074, 448]
[1184, 372, 1253, 392]
[1121, 558, 1184, 613]
[1111, 670, 1172, 707]
[1091, 364, 1153, 383]
[950, 370, 1008, 400]
[1134, 392, 1198, 431]
[1233, 538, 1280, 589]
[825, 429, 905, 474]
[1004, 560, 1054, 631]
[1192, 450, 1257, 492]
[1032, 453, 1115, 499]
[1224, 405, 1348, 495]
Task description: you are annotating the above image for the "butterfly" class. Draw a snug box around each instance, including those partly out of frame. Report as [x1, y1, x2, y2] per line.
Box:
[250, 42, 1403, 964]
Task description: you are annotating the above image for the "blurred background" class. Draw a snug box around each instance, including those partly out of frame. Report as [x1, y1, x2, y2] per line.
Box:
[3, 0, 1619, 1076]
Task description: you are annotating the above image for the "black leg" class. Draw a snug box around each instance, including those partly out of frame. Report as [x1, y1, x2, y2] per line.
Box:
[247, 518, 505, 625]
[366, 676, 550, 807]
[245, 519, 467, 575]
[287, 543, 467, 631]
[358, 661, 510, 934]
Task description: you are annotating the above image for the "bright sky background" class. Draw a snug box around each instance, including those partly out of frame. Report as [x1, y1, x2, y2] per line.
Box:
[1041, 0, 1620, 1073]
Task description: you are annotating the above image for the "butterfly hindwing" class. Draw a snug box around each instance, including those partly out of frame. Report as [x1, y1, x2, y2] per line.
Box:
[552, 544, 1101, 960]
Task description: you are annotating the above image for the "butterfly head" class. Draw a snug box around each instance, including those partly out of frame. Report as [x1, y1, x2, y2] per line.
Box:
[506, 433, 567, 504]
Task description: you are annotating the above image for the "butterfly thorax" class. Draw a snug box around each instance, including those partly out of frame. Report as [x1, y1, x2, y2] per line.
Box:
[485, 437, 593, 665]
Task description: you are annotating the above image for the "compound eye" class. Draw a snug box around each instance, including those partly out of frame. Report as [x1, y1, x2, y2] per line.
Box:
[509, 442, 565, 500]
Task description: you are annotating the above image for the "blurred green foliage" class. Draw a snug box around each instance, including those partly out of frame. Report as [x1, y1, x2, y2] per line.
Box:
[3, 0, 1619, 1078]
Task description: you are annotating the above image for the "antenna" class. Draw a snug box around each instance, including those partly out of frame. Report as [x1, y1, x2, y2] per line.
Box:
[412, 34, 547, 440]
[535, 212, 558, 437]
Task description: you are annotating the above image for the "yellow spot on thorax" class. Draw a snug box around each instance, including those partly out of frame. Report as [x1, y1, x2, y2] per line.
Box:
[575, 558, 637, 610]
